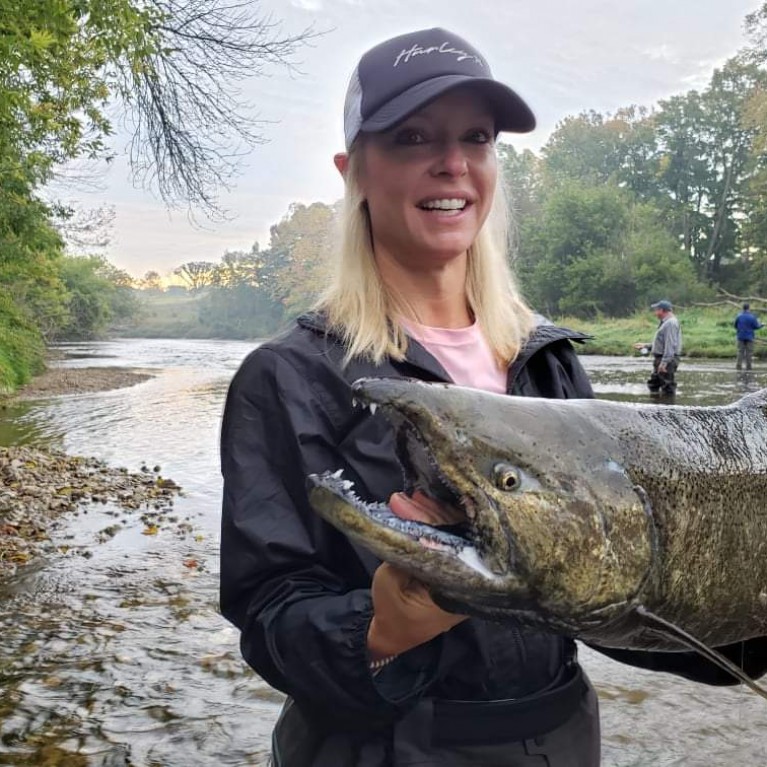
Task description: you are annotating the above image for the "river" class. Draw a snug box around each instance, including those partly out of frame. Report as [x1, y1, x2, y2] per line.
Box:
[0, 338, 765, 766]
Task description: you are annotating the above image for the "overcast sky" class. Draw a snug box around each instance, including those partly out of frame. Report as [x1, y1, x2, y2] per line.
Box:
[65, 0, 761, 279]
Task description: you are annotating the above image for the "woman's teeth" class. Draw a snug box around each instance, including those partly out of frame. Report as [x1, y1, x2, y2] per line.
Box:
[419, 198, 467, 211]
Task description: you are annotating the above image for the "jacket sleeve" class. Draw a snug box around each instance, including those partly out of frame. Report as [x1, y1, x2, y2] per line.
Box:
[589, 638, 767, 685]
[219, 347, 439, 728]
[514, 339, 595, 399]
[660, 321, 681, 364]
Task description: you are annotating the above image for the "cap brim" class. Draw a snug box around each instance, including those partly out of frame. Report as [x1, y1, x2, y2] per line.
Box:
[360, 74, 536, 135]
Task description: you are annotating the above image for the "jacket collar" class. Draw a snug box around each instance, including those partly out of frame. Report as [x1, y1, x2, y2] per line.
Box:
[297, 311, 591, 384]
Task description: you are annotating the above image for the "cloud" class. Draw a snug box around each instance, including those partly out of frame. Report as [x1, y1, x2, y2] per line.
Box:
[642, 44, 680, 64]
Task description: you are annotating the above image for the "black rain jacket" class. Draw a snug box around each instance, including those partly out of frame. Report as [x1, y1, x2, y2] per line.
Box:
[219, 312, 767, 740]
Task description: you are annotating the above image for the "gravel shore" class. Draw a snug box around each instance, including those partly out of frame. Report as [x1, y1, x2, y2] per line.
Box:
[1, 364, 180, 576]
[12, 366, 155, 399]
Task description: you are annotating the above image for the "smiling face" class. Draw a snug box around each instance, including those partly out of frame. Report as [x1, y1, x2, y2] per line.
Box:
[356, 87, 498, 269]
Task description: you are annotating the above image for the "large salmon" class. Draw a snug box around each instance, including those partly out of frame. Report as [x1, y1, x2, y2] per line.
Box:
[308, 378, 767, 695]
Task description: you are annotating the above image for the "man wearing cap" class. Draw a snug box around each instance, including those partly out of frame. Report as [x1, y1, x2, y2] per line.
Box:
[633, 300, 682, 395]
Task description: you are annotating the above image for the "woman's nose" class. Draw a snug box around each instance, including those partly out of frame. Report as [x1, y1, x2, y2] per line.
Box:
[431, 141, 468, 177]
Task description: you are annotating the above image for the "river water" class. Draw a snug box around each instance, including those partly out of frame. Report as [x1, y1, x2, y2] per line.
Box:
[0, 338, 765, 766]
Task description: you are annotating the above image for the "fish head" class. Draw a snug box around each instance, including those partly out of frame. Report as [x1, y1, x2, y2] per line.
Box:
[308, 378, 654, 634]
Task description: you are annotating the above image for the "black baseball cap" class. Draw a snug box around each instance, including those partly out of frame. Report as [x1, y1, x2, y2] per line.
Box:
[651, 300, 673, 311]
[343, 28, 536, 149]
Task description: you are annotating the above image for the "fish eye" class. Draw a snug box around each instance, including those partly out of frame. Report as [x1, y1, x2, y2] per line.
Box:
[493, 464, 521, 492]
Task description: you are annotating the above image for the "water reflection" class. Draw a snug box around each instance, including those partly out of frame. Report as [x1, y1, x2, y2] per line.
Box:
[0, 341, 765, 765]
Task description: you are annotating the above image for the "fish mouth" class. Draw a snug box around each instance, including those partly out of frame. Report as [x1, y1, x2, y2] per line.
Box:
[307, 380, 526, 601]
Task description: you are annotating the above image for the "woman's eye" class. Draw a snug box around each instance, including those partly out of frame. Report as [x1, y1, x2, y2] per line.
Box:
[493, 463, 521, 492]
[393, 129, 426, 145]
[466, 129, 492, 144]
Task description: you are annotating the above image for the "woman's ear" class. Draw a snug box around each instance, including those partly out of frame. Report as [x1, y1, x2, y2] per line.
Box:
[334, 152, 349, 178]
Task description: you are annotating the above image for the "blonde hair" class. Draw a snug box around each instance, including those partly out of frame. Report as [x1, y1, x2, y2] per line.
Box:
[315, 145, 534, 365]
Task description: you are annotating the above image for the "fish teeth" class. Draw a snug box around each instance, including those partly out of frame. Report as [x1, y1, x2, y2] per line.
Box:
[369, 403, 378, 415]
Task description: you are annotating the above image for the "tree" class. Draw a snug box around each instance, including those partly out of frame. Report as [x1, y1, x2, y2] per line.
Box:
[54, 203, 116, 254]
[173, 261, 218, 291]
[651, 60, 767, 283]
[697, 60, 766, 280]
[211, 246, 263, 289]
[0, 0, 318, 388]
[54, 255, 140, 340]
[120, 0, 320, 214]
[740, 3, 767, 279]
[199, 245, 283, 337]
[498, 143, 542, 224]
[517, 183, 708, 317]
[541, 107, 660, 199]
[262, 202, 337, 315]
[140, 271, 164, 292]
[743, 3, 767, 68]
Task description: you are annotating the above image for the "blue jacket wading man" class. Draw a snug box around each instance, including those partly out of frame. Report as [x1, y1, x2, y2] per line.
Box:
[734, 302, 763, 371]
[219, 28, 767, 767]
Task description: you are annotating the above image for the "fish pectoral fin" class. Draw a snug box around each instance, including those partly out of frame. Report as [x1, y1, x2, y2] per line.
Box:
[636, 606, 767, 701]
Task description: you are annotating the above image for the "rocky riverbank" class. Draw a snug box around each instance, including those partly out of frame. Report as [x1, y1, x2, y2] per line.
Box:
[0, 445, 183, 575]
[0, 363, 182, 576]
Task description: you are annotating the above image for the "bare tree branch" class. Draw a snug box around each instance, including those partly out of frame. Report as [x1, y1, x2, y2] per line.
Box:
[116, 0, 323, 218]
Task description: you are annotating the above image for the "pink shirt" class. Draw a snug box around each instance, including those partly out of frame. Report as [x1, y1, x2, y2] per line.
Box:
[401, 319, 507, 394]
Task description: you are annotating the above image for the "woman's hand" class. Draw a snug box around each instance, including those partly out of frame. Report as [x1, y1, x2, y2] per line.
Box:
[366, 491, 468, 660]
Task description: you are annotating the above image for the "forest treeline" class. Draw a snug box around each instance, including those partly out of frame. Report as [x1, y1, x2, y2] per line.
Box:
[2, 3, 767, 390]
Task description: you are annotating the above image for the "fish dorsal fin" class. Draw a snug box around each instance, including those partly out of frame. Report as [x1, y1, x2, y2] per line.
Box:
[636, 606, 767, 701]
[734, 387, 767, 411]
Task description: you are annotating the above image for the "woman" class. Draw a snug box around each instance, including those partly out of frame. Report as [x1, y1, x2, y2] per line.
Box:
[220, 28, 767, 766]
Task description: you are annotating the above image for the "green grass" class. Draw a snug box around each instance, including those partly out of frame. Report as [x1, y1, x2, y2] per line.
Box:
[558, 306, 761, 359]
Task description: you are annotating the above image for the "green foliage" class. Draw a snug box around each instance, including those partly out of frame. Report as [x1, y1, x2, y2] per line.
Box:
[515, 182, 710, 318]
[53, 255, 140, 340]
[262, 202, 337, 315]
[0, 293, 46, 393]
[173, 261, 218, 292]
[195, 244, 286, 337]
[0, 144, 70, 340]
[0, 0, 314, 390]
[0, 0, 160, 170]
